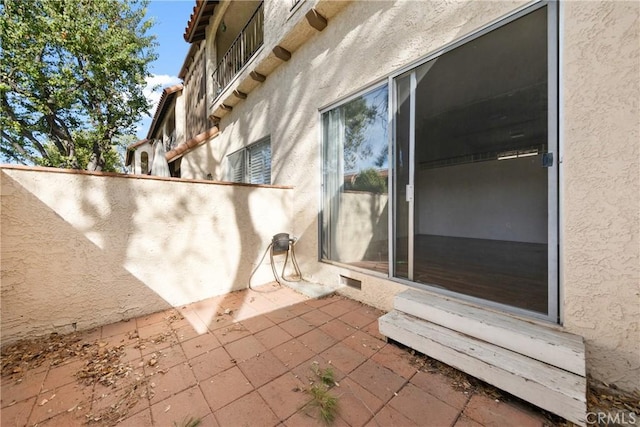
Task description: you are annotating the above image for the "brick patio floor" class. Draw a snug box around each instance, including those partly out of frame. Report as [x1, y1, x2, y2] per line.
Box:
[1, 284, 552, 426]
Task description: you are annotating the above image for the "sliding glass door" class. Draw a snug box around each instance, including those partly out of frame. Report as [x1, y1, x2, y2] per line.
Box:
[392, 4, 558, 318]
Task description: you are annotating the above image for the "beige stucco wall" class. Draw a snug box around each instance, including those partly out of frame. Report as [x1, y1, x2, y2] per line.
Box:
[0, 166, 292, 345]
[560, 0, 640, 390]
[193, 0, 640, 393]
[334, 192, 388, 263]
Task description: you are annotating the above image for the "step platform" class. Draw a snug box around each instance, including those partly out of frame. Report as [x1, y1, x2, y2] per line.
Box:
[378, 289, 587, 426]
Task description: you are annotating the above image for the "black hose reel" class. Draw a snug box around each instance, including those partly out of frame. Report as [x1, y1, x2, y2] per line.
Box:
[270, 233, 301, 285]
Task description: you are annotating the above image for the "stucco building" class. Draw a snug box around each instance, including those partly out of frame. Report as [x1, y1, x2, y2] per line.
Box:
[150, 0, 639, 409]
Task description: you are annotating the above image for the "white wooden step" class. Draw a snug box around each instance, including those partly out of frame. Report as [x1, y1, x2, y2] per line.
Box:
[379, 310, 587, 426]
[395, 289, 585, 376]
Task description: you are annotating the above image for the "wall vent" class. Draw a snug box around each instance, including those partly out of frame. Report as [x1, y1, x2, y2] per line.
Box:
[340, 275, 361, 290]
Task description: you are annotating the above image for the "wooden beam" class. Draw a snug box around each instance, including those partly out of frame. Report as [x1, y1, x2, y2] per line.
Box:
[272, 45, 291, 61]
[305, 8, 328, 31]
[250, 71, 266, 82]
[233, 90, 247, 100]
[220, 104, 233, 111]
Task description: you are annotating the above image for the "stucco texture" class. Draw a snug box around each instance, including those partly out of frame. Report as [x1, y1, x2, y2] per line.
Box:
[0, 167, 292, 344]
[147, 0, 640, 392]
[561, 1, 640, 391]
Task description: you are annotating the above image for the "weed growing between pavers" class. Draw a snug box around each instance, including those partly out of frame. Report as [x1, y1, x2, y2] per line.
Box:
[173, 416, 202, 427]
[305, 362, 339, 424]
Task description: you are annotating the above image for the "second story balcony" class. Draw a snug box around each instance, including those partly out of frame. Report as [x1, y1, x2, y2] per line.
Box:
[212, 1, 264, 98]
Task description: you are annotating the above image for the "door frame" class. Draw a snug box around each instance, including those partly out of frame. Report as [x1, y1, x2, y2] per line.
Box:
[386, 0, 559, 322]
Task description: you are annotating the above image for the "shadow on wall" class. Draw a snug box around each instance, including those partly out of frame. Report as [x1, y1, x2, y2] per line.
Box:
[0, 167, 292, 345]
[1, 170, 170, 343]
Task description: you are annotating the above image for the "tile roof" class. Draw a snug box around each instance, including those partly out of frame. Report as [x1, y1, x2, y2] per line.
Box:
[184, 0, 218, 43]
[166, 126, 219, 162]
[146, 84, 184, 140]
[125, 139, 152, 166]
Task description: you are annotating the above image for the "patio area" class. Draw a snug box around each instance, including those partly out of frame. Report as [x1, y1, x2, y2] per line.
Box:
[1, 284, 553, 427]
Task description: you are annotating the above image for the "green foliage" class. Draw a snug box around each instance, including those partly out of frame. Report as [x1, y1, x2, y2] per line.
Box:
[173, 416, 202, 427]
[309, 384, 338, 424]
[0, 0, 157, 171]
[307, 363, 339, 424]
[347, 168, 388, 193]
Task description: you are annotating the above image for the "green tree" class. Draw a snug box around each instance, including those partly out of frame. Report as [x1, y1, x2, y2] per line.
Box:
[0, 0, 157, 171]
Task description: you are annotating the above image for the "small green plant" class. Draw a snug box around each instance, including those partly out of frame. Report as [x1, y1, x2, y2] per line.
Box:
[173, 416, 202, 427]
[306, 363, 339, 424]
[309, 384, 338, 424]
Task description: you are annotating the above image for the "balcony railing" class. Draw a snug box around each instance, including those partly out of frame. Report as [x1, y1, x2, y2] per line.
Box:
[212, 2, 264, 97]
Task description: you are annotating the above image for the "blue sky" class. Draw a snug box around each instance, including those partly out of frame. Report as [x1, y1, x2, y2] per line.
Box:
[136, 1, 196, 139]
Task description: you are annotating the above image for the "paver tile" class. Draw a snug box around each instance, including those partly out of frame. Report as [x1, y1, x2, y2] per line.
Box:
[102, 320, 137, 339]
[291, 356, 346, 387]
[365, 405, 419, 427]
[30, 381, 92, 425]
[237, 351, 288, 388]
[90, 380, 148, 422]
[1, 369, 47, 407]
[371, 343, 418, 380]
[319, 301, 353, 318]
[298, 329, 337, 354]
[0, 396, 35, 426]
[255, 325, 294, 350]
[212, 323, 251, 345]
[137, 321, 171, 341]
[34, 406, 90, 426]
[42, 359, 86, 390]
[411, 370, 470, 410]
[150, 385, 211, 426]
[146, 362, 196, 404]
[300, 309, 333, 327]
[224, 334, 267, 362]
[181, 332, 221, 359]
[304, 297, 335, 308]
[319, 342, 366, 375]
[389, 383, 459, 427]
[143, 344, 186, 371]
[258, 372, 311, 420]
[118, 408, 153, 427]
[349, 359, 407, 402]
[333, 377, 383, 427]
[339, 310, 376, 330]
[189, 346, 234, 381]
[0, 286, 563, 427]
[463, 394, 546, 427]
[272, 339, 316, 368]
[319, 319, 356, 342]
[280, 317, 316, 338]
[341, 330, 385, 357]
[173, 323, 205, 343]
[214, 391, 279, 427]
[265, 307, 298, 324]
[361, 319, 386, 341]
[199, 366, 253, 411]
[286, 301, 315, 317]
[240, 314, 277, 334]
[198, 413, 221, 427]
[285, 409, 350, 427]
[455, 414, 485, 427]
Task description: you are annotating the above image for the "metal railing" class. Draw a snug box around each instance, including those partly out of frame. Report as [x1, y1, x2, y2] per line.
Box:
[212, 2, 264, 97]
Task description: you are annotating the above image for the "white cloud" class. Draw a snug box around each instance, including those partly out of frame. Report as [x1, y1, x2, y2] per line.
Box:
[137, 74, 182, 139]
[143, 74, 182, 117]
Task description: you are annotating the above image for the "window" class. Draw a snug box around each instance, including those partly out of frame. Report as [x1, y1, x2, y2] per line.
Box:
[140, 151, 149, 175]
[227, 137, 271, 184]
[320, 3, 557, 319]
[321, 85, 389, 271]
